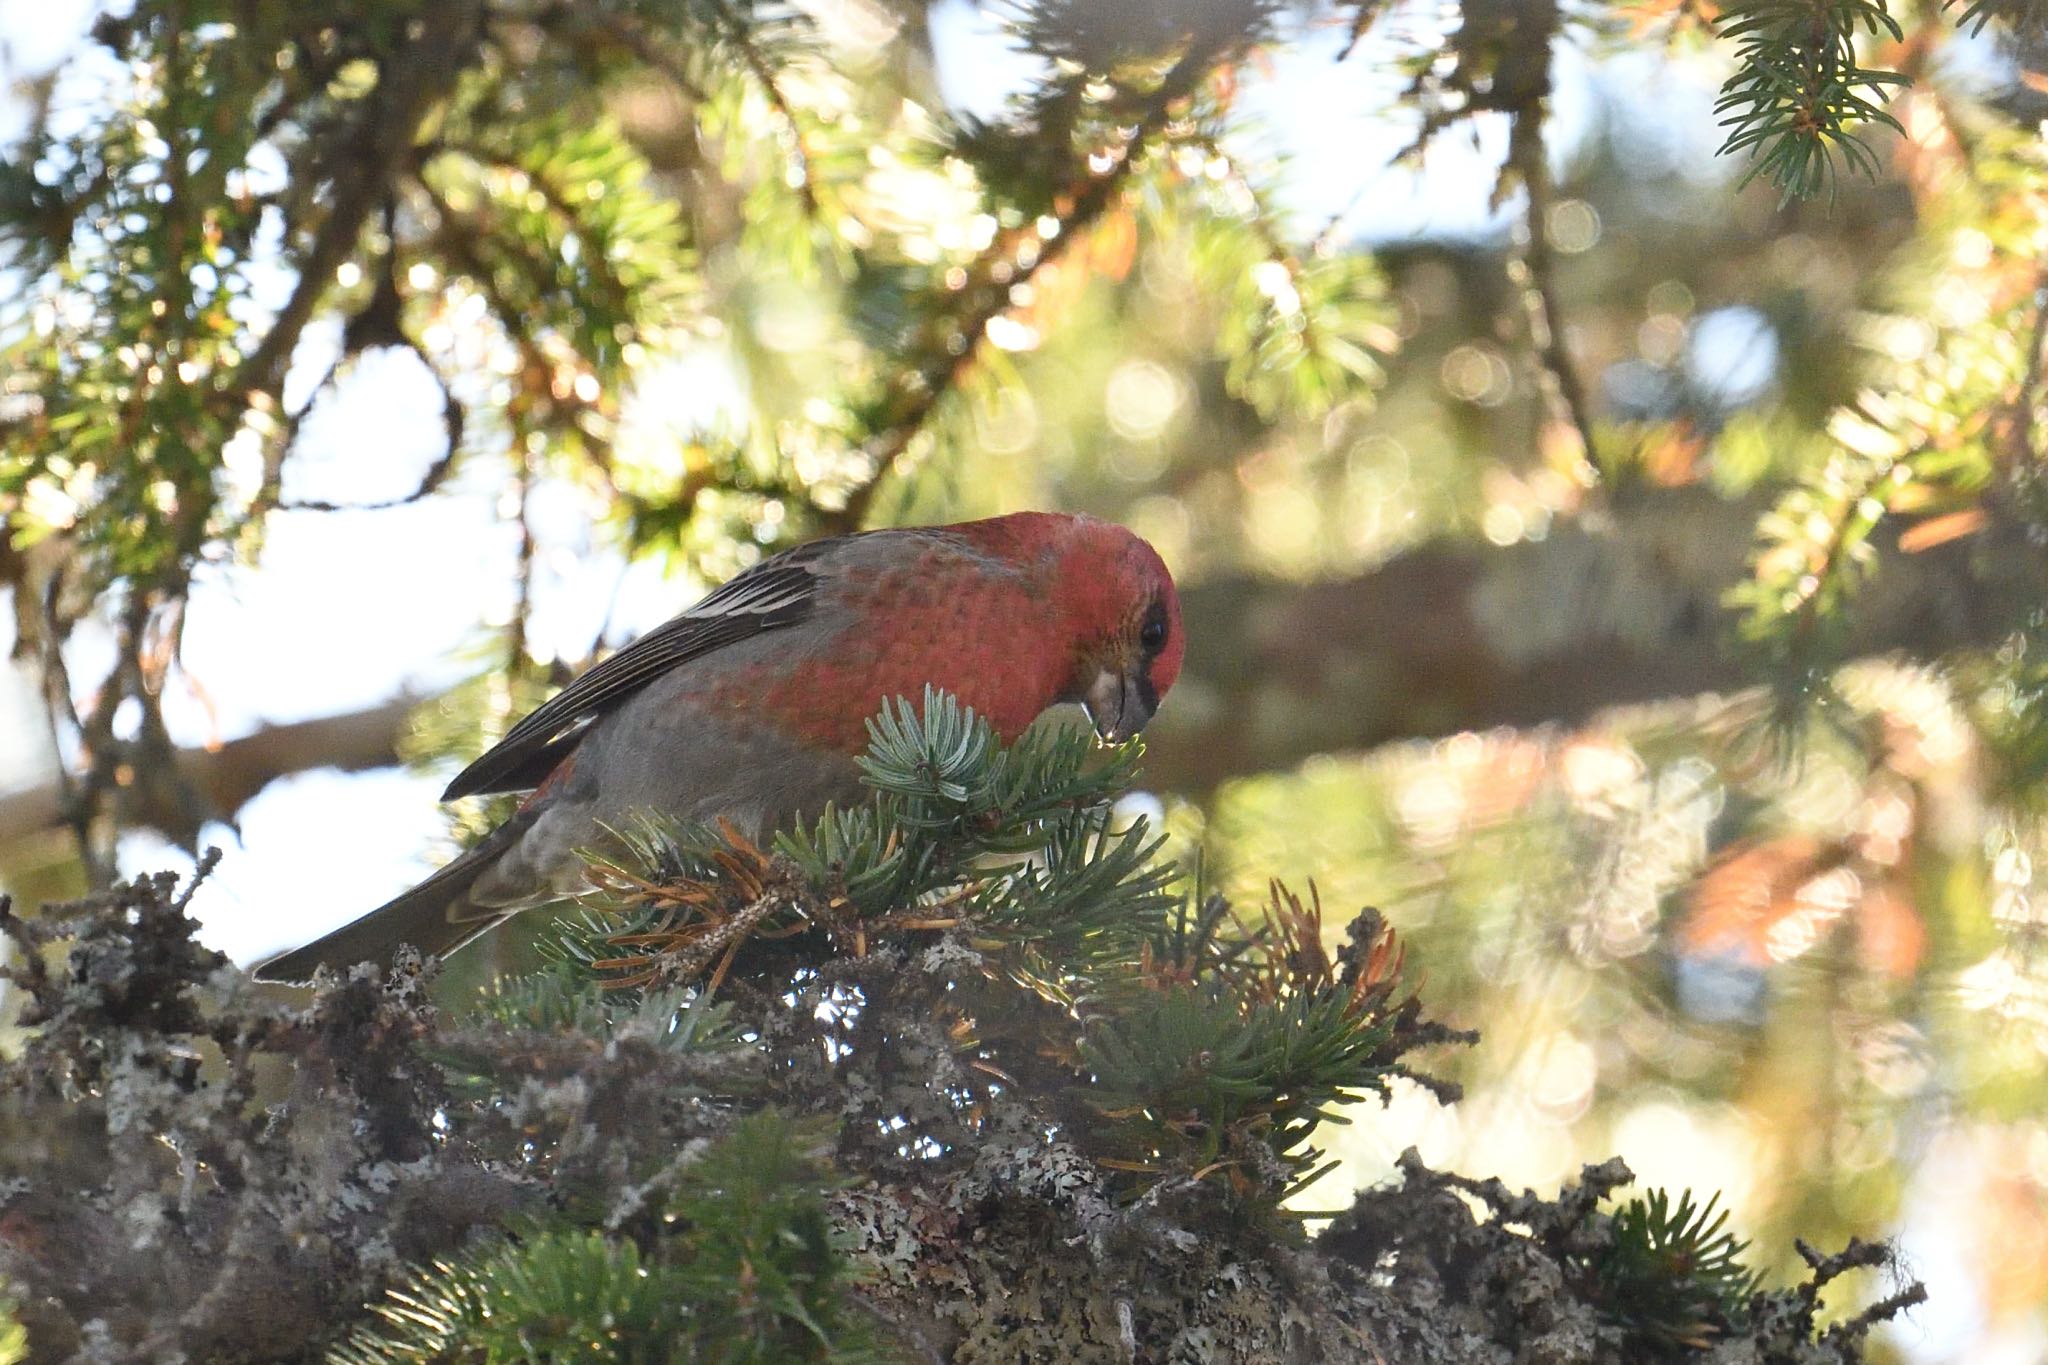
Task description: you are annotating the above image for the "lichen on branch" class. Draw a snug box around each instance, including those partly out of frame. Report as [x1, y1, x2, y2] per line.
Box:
[0, 693, 1919, 1362]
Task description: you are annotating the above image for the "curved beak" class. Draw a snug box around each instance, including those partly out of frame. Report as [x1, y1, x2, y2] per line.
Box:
[1081, 668, 1157, 744]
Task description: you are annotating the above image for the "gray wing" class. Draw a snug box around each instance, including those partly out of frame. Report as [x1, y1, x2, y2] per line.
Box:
[441, 536, 844, 800]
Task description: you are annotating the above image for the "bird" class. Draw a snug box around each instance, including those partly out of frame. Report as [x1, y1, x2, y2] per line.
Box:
[254, 511, 1184, 982]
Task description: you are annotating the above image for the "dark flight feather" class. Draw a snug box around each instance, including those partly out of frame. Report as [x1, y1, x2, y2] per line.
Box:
[441, 539, 839, 800]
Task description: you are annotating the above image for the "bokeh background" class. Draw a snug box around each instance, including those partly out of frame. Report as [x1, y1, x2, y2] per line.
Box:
[6, 2, 2048, 1359]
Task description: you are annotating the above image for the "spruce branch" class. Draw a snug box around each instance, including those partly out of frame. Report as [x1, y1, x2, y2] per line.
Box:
[1394, 0, 1560, 161]
[1732, 120, 2048, 734]
[1594, 1189, 1761, 1353]
[1946, 0, 2048, 35]
[1, 702, 1925, 1359]
[709, 0, 820, 218]
[1333, 0, 1399, 59]
[1327, 1152, 1923, 1361]
[329, 1116, 880, 1365]
[575, 689, 1165, 989]
[1379, 0, 1597, 461]
[1171, 135, 1394, 417]
[568, 695, 1465, 1208]
[467, 967, 738, 1053]
[1797, 1237, 1929, 1347]
[325, 1232, 691, 1365]
[1082, 892, 1469, 1195]
[1730, 434, 1902, 729]
[1711, 0, 1910, 199]
[2, 2, 492, 859]
[2010, 263, 2048, 466]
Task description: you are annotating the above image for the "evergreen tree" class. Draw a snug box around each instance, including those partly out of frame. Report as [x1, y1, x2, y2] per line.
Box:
[6, 0, 2048, 1357]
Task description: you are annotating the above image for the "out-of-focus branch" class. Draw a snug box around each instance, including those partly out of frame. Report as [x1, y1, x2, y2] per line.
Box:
[1334, 0, 1396, 60]
[1507, 103, 1600, 467]
[0, 696, 424, 854]
[823, 34, 1236, 534]
[2011, 264, 2048, 464]
[233, 0, 484, 401]
[1141, 487, 2043, 792]
[711, 0, 818, 217]
[8, 3, 490, 875]
[276, 223, 468, 514]
[508, 445, 537, 674]
[1413, 0, 1595, 466]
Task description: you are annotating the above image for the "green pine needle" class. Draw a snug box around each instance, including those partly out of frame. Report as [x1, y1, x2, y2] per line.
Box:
[1713, 0, 1910, 200]
[1077, 890, 1433, 1188]
[328, 1116, 873, 1365]
[1946, 0, 2048, 35]
[1595, 1188, 1762, 1353]
[471, 966, 738, 1052]
[327, 1231, 684, 1364]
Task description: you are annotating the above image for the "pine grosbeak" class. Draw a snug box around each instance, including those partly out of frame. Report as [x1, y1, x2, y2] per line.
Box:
[257, 512, 1183, 981]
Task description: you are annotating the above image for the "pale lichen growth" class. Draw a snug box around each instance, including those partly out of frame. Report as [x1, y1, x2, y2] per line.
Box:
[0, 864, 1918, 1362]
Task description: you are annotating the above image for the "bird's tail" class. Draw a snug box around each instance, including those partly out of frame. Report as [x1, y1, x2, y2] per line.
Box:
[253, 811, 540, 983]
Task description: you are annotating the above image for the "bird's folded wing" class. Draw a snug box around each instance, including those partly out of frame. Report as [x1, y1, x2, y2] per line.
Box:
[440, 538, 840, 800]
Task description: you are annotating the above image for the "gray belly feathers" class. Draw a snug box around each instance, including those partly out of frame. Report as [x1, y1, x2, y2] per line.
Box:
[464, 678, 866, 913]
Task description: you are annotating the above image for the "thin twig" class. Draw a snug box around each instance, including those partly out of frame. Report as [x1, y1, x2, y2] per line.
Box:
[1335, 0, 1397, 61]
[1507, 105, 1599, 468]
[509, 441, 537, 676]
[36, 568, 99, 881]
[2010, 265, 2048, 464]
[824, 33, 1234, 532]
[711, 0, 819, 218]
[587, 10, 715, 105]
[437, 141, 638, 322]
[525, 4, 715, 106]
[415, 172, 614, 446]
[1198, 134, 1336, 367]
[276, 350, 465, 513]
[231, 0, 484, 400]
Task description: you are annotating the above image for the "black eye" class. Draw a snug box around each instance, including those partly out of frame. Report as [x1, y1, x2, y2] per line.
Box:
[1139, 613, 1168, 653]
